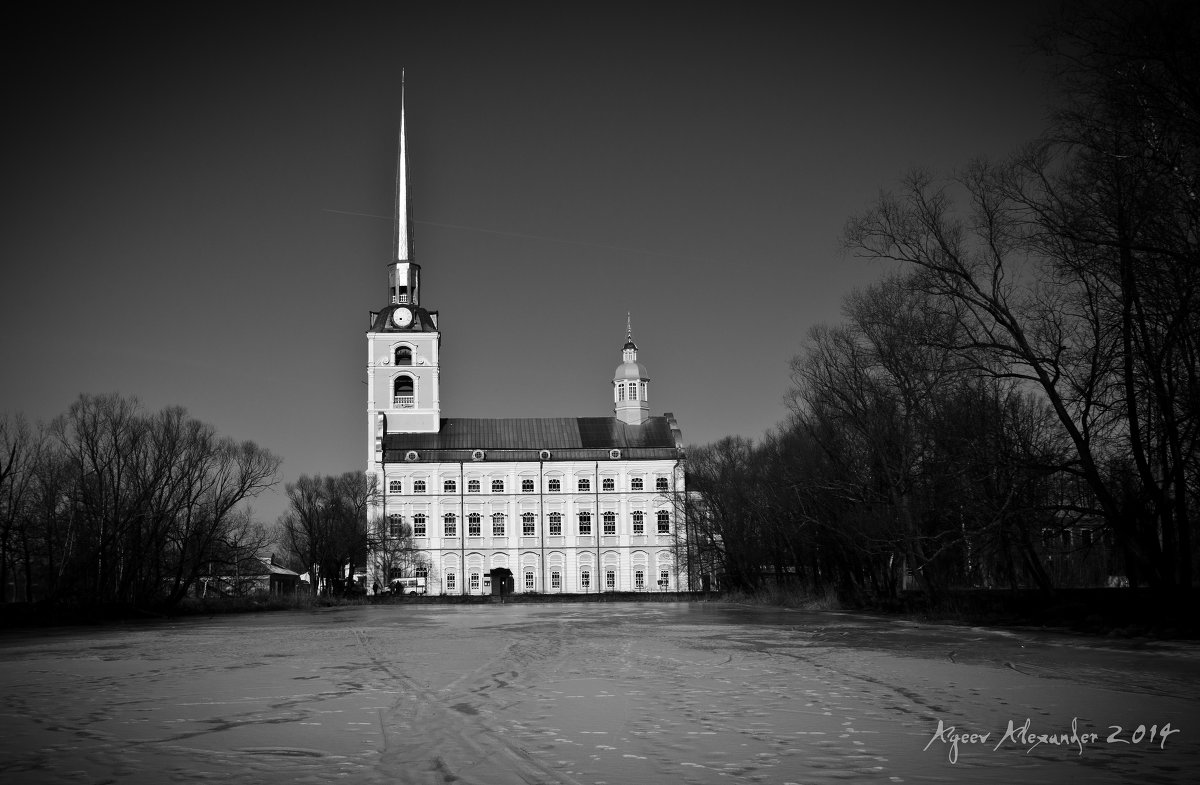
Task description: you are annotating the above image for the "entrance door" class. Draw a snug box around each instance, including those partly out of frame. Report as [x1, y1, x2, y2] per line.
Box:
[488, 567, 514, 596]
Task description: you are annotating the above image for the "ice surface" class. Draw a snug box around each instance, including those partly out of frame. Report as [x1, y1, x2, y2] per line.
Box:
[1, 602, 1197, 784]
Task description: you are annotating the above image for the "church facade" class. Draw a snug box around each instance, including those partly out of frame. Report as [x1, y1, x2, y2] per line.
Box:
[363, 92, 688, 596]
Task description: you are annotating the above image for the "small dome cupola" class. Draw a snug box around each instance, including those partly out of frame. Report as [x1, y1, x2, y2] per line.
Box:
[622, 334, 638, 363]
[613, 314, 650, 425]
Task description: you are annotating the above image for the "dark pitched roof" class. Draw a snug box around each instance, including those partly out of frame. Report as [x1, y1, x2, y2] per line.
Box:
[381, 416, 683, 462]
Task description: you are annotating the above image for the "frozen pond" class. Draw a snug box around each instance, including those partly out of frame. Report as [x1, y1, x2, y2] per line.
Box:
[1, 601, 1197, 784]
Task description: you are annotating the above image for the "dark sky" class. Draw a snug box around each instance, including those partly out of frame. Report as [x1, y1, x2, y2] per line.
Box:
[1, 1, 1054, 525]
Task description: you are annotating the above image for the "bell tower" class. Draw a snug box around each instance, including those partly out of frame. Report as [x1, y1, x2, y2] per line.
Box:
[366, 77, 441, 464]
[613, 315, 650, 425]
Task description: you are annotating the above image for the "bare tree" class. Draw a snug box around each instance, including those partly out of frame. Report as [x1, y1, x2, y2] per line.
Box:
[279, 471, 376, 595]
[844, 0, 1200, 588]
[4, 394, 280, 608]
[365, 514, 429, 593]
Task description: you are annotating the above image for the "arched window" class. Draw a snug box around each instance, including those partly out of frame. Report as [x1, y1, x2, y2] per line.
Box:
[656, 476, 669, 492]
[388, 479, 402, 493]
[629, 383, 638, 401]
[657, 511, 670, 534]
[548, 513, 563, 536]
[617, 383, 625, 401]
[522, 512, 536, 536]
[492, 513, 505, 537]
[468, 514, 481, 537]
[635, 569, 646, 590]
[632, 511, 645, 534]
[602, 511, 617, 535]
[393, 375, 415, 408]
[443, 513, 457, 537]
[394, 346, 413, 366]
[388, 514, 404, 538]
[413, 479, 426, 493]
[578, 512, 592, 535]
[548, 478, 561, 493]
[631, 477, 644, 491]
[602, 477, 615, 492]
[524, 570, 535, 590]
[412, 514, 427, 537]
[443, 478, 457, 493]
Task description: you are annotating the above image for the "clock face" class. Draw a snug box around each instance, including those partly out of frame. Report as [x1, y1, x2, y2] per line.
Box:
[392, 307, 413, 327]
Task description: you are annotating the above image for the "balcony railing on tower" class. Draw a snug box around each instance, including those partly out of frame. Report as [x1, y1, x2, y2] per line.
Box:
[393, 396, 415, 408]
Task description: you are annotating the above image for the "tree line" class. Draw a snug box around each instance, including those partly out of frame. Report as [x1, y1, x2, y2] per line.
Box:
[276, 471, 427, 595]
[686, 0, 1198, 598]
[0, 394, 280, 608]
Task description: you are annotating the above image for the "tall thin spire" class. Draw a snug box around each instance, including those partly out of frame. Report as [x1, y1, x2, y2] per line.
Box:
[394, 71, 415, 262]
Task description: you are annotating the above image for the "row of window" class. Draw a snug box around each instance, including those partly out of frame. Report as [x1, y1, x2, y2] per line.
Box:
[615, 381, 647, 402]
[387, 476, 672, 494]
[442, 569, 670, 592]
[388, 510, 672, 538]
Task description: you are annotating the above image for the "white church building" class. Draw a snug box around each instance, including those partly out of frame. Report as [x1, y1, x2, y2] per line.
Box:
[364, 90, 688, 596]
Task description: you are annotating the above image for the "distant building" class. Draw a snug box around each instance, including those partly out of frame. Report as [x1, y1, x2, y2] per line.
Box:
[199, 556, 301, 597]
[364, 85, 688, 595]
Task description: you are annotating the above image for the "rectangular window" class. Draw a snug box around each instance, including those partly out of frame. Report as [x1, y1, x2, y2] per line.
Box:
[578, 478, 590, 492]
[632, 511, 644, 535]
[578, 512, 592, 535]
[492, 516, 505, 537]
[659, 570, 669, 589]
[413, 515, 427, 537]
[388, 514, 403, 537]
[656, 477, 669, 492]
[551, 570, 561, 589]
[522, 478, 535, 493]
[635, 570, 645, 589]
[602, 512, 616, 535]
[468, 479, 481, 493]
[606, 570, 615, 590]
[525, 571, 534, 590]
[580, 570, 591, 589]
[522, 514, 536, 537]
[447, 573, 456, 591]
[657, 511, 670, 534]
[602, 477, 615, 492]
[413, 479, 426, 493]
[444, 479, 457, 493]
[549, 513, 562, 536]
[491, 479, 504, 493]
[444, 515, 457, 537]
[470, 573, 480, 591]
[389, 479, 402, 493]
[468, 514, 481, 537]
[548, 478, 561, 493]
[630, 384, 638, 400]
